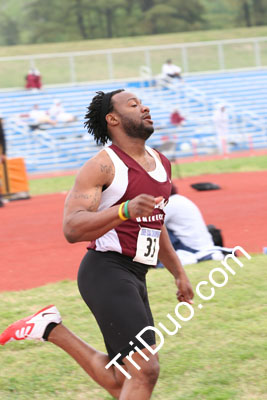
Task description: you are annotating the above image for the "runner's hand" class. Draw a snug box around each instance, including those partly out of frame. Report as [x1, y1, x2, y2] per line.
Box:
[175, 275, 194, 304]
[127, 194, 163, 219]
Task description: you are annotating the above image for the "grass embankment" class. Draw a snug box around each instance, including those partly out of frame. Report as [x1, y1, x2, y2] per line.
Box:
[0, 26, 266, 87]
[1, 26, 266, 56]
[0, 254, 266, 399]
[29, 154, 267, 196]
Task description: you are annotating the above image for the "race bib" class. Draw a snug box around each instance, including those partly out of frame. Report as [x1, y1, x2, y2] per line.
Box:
[133, 228, 161, 265]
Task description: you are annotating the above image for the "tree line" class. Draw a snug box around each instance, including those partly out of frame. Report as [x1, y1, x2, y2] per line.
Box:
[0, 0, 266, 46]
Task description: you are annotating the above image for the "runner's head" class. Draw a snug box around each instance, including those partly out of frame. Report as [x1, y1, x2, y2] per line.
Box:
[84, 89, 154, 145]
[112, 90, 154, 141]
[84, 89, 124, 145]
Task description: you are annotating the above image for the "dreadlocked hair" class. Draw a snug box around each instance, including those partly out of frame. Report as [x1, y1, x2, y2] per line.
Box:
[84, 89, 124, 145]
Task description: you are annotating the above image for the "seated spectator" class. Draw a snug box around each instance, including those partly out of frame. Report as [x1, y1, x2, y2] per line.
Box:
[162, 59, 183, 80]
[29, 104, 56, 128]
[25, 68, 42, 90]
[49, 99, 77, 123]
[158, 183, 233, 266]
[20, 104, 56, 129]
[170, 108, 186, 126]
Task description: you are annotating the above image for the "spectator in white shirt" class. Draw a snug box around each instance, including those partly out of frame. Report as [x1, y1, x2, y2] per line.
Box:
[162, 59, 183, 80]
[158, 183, 232, 266]
[21, 104, 56, 129]
[49, 99, 76, 123]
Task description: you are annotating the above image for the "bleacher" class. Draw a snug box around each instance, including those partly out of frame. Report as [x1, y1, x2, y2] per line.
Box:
[1, 69, 267, 174]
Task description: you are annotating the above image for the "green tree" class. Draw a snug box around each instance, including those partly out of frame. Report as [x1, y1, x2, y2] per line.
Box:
[242, 0, 252, 26]
[23, 0, 76, 43]
[252, 0, 267, 25]
[0, 0, 22, 45]
[0, 14, 20, 45]
[167, 0, 205, 24]
[92, 0, 128, 38]
[231, 0, 253, 27]
[23, 0, 129, 41]
[231, 0, 267, 27]
[143, 4, 178, 34]
[73, 0, 89, 39]
[143, 0, 205, 34]
[2, 0, 265, 46]
[139, 0, 155, 12]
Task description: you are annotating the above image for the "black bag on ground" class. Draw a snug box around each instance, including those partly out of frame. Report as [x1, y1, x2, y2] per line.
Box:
[207, 224, 224, 247]
[191, 182, 221, 191]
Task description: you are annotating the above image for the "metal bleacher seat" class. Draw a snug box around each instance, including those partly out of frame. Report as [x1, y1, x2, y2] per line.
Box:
[2, 69, 267, 173]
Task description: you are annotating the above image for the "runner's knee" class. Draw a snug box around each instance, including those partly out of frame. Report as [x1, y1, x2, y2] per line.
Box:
[131, 356, 160, 386]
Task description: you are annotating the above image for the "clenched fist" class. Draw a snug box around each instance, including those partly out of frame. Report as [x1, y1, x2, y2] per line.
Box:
[127, 194, 163, 219]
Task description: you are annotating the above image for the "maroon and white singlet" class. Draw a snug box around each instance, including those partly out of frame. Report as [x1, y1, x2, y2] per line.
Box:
[89, 144, 172, 265]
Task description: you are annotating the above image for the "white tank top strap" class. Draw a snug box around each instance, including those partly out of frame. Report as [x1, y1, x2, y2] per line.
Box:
[104, 146, 126, 169]
[145, 145, 159, 162]
[97, 147, 129, 211]
[145, 145, 167, 182]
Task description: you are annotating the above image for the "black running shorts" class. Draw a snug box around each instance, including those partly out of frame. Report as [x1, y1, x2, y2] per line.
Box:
[77, 249, 156, 364]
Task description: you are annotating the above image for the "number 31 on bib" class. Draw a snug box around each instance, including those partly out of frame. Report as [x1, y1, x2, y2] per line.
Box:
[133, 228, 161, 265]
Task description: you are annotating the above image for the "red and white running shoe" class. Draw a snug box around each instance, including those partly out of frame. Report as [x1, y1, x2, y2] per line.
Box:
[0, 305, 61, 345]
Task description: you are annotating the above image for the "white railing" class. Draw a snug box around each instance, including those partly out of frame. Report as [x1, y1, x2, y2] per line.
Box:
[0, 37, 266, 86]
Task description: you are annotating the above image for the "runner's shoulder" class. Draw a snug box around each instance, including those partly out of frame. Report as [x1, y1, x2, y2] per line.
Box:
[77, 148, 115, 186]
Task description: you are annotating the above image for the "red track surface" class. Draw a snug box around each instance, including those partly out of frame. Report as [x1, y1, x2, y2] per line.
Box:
[1, 171, 266, 292]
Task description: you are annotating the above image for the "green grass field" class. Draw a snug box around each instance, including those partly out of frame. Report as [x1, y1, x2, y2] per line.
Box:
[0, 254, 266, 399]
[172, 154, 267, 178]
[29, 154, 267, 196]
[0, 26, 266, 87]
[2, 155, 266, 399]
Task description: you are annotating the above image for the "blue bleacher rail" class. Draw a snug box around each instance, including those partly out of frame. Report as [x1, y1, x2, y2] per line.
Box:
[1, 69, 267, 174]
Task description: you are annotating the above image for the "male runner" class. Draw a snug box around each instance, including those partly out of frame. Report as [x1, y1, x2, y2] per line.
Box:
[0, 89, 194, 400]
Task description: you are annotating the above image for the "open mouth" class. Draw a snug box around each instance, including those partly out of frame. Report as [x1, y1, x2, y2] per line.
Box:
[143, 114, 153, 123]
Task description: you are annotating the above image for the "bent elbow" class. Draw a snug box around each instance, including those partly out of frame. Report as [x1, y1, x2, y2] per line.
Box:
[65, 233, 76, 243]
[63, 223, 79, 243]
[64, 230, 76, 243]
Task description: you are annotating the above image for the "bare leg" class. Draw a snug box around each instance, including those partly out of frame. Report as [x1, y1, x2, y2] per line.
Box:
[119, 346, 160, 400]
[48, 325, 159, 400]
[48, 324, 125, 399]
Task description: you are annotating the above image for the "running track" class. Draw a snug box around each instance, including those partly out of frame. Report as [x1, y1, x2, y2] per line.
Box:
[0, 171, 266, 292]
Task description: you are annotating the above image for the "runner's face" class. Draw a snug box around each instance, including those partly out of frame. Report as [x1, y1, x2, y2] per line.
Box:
[112, 91, 154, 140]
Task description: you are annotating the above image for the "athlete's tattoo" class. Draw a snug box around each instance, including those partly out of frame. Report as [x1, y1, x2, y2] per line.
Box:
[66, 185, 102, 212]
[100, 164, 114, 176]
[86, 185, 102, 211]
[72, 193, 90, 200]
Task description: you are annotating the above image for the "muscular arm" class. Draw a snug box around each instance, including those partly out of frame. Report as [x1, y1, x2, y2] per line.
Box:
[158, 225, 194, 303]
[63, 150, 162, 243]
[63, 151, 122, 242]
